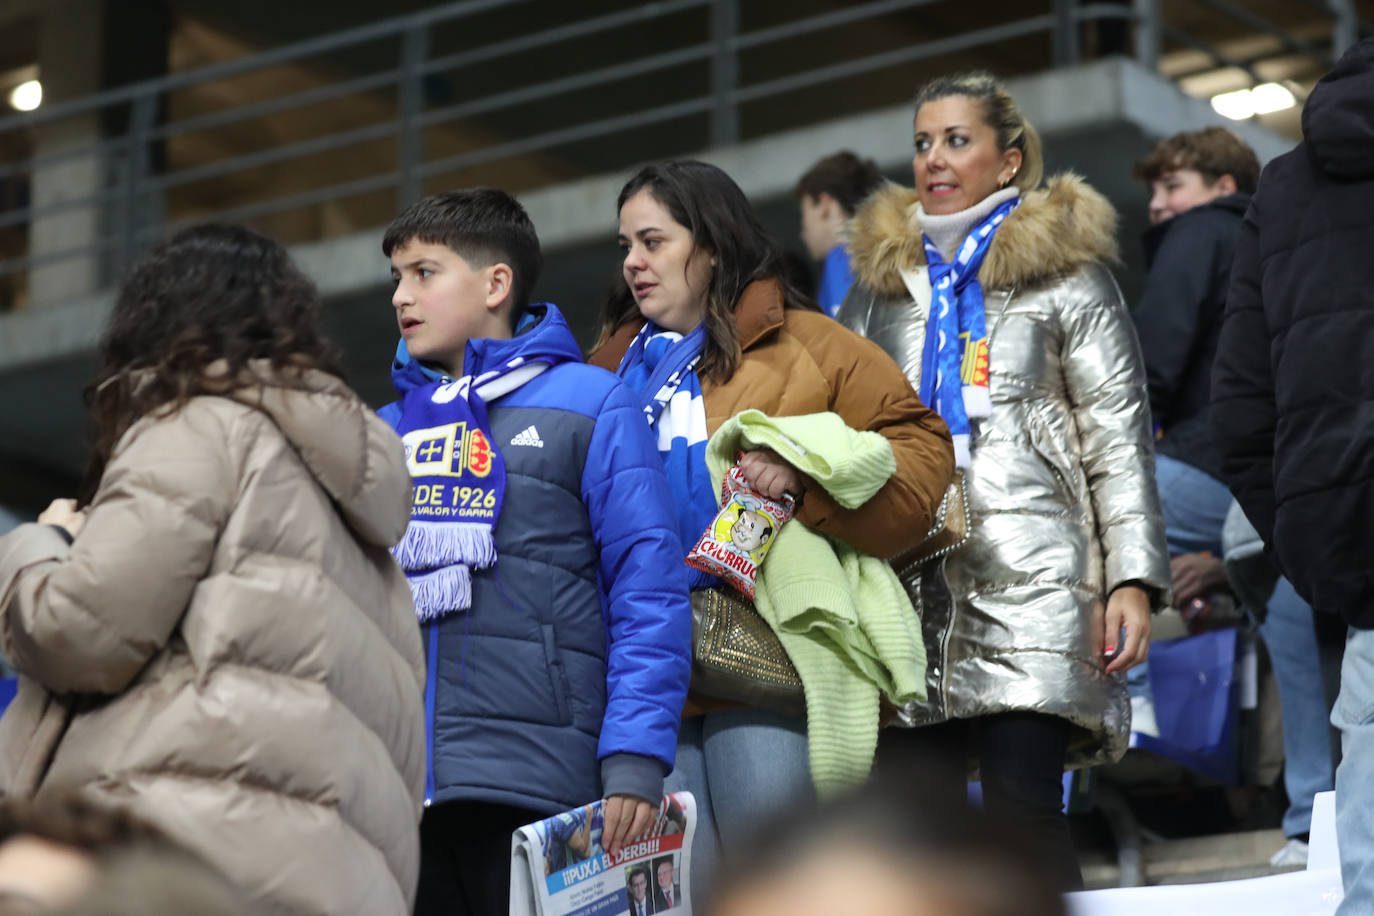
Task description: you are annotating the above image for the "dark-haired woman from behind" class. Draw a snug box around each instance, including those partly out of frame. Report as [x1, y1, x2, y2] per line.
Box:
[589, 160, 955, 883]
[0, 224, 427, 916]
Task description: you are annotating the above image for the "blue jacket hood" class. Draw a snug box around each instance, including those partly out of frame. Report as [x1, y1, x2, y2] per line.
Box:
[390, 303, 585, 397]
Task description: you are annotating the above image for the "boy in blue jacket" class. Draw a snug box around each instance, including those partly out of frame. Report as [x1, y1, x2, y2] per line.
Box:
[379, 189, 692, 916]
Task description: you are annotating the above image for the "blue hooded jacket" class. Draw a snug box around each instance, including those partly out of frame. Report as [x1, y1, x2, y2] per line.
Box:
[381, 304, 691, 814]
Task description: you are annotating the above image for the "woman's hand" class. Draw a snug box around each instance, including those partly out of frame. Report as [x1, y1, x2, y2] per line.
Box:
[1103, 584, 1152, 674]
[37, 498, 86, 540]
[737, 449, 805, 503]
[601, 795, 656, 858]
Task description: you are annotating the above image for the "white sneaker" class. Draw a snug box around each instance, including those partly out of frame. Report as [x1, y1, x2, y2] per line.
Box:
[1268, 837, 1309, 868]
[1130, 694, 1160, 737]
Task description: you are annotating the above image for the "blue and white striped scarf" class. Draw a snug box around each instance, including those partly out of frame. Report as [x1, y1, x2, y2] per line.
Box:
[920, 196, 1018, 468]
[390, 357, 548, 621]
[616, 322, 718, 588]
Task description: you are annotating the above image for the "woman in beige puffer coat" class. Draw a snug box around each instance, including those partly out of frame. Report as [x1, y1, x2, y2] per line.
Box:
[0, 225, 426, 915]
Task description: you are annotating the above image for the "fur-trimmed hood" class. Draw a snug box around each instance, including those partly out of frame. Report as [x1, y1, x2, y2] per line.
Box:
[848, 173, 1119, 299]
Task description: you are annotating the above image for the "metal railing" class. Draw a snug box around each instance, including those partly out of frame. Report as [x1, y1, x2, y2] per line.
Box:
[0, 0, 1365, 309]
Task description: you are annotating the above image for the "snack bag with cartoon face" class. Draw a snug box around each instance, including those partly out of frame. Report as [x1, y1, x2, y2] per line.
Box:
[686, 462, 796, 599]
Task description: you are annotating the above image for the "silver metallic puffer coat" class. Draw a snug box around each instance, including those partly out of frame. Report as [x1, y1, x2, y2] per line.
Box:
[840, 175, 1170, 768]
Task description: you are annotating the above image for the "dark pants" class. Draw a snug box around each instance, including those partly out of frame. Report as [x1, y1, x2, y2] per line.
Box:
[1316, 608, 1350, 771]
[414, 800, 541, 916]
[876, 712, 1082, 892]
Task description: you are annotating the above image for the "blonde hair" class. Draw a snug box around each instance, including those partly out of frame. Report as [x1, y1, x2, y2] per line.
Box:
[913, 71, 1044, 193]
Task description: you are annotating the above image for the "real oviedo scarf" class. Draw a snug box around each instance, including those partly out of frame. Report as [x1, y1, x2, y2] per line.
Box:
[616, 322, 719, 589]
[920, 195, 1018, 468]
[391, 356, 548, 621]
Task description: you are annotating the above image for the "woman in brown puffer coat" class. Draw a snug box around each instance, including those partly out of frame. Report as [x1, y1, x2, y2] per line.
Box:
[0, 225, 426, 915]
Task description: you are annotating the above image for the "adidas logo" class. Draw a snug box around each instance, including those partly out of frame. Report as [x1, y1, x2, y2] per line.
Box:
[509, 425, 544, 448]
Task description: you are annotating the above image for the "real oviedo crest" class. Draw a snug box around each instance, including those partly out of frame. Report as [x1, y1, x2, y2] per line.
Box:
[401, 422, 494, 479]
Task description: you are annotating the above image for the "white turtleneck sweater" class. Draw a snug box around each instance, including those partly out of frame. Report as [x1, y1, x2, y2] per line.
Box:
[913, 186, 1020, 262]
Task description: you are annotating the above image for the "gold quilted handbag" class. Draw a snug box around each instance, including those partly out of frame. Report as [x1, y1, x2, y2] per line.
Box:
[690, 586, 805, 718]
[893, 471, 970, 582]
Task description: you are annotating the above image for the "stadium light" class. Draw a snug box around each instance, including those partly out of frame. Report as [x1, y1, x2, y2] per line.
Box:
[1250, 82, 1297, 115]
[7, 80, 41, 112]
[1211, 83, 1296, 121]
[1211, 88, 1255, 120]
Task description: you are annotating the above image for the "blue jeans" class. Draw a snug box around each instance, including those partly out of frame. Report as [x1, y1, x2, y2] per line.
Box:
[1333, 626, 1374, 913]
[1127, 456, 1235, 703]
[1260, 577, 1335, 838]
[1155, 453, 1232, 556]
[664, 708, 811, 891]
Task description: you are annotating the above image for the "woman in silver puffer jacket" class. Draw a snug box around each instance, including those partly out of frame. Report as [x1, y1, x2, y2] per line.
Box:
[840, 71, 1169, 890]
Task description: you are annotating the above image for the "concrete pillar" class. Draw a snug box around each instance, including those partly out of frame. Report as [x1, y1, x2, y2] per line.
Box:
[1329, 0, 1358, 57]
[24, 0, 170, 307]
[27, 0, 106, 306]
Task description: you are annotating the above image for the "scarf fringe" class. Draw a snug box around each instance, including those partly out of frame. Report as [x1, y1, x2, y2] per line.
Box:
[961, 385, 992, 420]
[952, 433, 972, 470]
[408, 565, 473, 623]
[393, 520, 497, 571]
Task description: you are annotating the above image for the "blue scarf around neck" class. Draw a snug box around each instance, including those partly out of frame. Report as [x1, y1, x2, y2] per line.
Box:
[920, 196, 1018, 468]
[391, 356, 548, 621]
[617, 322, 719, 588]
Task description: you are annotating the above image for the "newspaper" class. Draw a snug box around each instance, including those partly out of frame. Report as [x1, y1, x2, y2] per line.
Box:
[511, 792, 696, 916]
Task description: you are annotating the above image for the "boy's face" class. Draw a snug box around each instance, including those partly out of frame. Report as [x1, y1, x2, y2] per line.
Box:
[1147, 168, 1231, 225]
[798, 194, 836, 261]
[711, 847, 962, 916]
[390, 239, 506, 377]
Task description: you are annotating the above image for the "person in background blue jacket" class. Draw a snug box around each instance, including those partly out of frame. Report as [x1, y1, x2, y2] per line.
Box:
[379, 189, 692, 916]
[794, 151, 886, 317]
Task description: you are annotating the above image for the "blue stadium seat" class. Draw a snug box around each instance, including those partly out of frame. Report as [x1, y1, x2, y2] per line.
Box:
[0, 676, 17, 717]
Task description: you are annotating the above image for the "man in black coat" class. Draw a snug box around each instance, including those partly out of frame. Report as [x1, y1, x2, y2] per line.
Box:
[1211, 38, 1374, 912]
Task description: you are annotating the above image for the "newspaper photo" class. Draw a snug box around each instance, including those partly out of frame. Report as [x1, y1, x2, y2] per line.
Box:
[510, 792, 696, 916]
